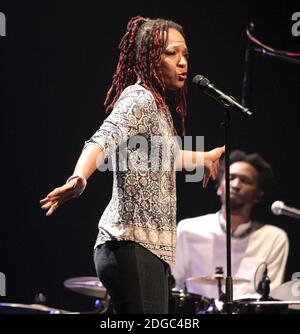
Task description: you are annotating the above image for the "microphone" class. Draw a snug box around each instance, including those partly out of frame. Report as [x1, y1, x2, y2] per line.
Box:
[192, 74, 253, 118]
[271, 200, 300, 220]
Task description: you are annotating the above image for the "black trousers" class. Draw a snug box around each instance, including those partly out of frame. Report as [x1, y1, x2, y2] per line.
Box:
[94, 240, 171, 314]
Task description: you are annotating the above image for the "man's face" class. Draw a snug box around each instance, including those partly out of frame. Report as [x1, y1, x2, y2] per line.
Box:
[160, 28, 188, 91]
[217, 161, 264, 211]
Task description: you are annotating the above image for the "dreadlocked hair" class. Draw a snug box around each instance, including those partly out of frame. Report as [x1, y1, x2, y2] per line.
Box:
[104, 16, 188, 135]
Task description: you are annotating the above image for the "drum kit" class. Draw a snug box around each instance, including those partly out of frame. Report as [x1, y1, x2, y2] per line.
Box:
[0, 274, 299, 314]
[170, 274, 300, 314]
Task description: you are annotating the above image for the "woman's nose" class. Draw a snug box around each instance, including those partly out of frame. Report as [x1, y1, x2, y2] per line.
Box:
[178, 55, 188, 68]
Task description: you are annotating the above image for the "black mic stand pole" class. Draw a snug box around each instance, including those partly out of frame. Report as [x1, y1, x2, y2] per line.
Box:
[222, 107, 233, 314]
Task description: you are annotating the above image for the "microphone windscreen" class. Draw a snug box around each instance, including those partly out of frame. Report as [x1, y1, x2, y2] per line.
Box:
[192, 75, 210, 87]
[271, 201, 284, 215]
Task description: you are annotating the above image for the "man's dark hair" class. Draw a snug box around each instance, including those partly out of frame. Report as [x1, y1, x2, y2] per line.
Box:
[216, 150, 275, 194]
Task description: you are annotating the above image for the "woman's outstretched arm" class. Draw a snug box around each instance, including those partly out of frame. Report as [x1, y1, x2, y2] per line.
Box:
[40, 144, 104, 216]
[177, 146, 225, 187]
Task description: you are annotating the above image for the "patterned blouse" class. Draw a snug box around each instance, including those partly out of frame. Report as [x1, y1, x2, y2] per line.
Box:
[84, 84, 178, 265]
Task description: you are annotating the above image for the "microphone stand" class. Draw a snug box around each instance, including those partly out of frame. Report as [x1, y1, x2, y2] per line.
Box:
[222, 107, 233, 314]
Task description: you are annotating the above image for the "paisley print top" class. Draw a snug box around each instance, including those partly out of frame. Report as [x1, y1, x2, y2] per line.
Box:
[84, 84, 178, 265]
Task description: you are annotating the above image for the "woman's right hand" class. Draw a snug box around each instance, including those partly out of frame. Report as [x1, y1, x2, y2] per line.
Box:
[40, 176, 87, 216]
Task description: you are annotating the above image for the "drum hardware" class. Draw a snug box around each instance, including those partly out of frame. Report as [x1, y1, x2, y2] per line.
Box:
[185, 267, 252, 314]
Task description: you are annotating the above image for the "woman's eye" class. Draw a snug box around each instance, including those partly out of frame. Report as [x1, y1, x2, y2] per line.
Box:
[165, 50, 176, 56]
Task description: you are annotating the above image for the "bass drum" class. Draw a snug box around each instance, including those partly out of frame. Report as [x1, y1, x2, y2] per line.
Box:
[169, 290, 211, 314]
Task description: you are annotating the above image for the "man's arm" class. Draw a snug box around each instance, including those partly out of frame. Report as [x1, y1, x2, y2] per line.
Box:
[268, 232, 289, 291]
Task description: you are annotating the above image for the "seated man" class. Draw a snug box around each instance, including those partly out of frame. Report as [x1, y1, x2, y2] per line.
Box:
[172, 150, 289, 301]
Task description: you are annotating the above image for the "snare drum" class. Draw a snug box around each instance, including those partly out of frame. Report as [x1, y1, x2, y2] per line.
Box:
[169, 290, 211, 314]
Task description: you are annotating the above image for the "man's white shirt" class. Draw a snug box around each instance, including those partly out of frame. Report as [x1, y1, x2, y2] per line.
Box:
[172, 212, 289, 300]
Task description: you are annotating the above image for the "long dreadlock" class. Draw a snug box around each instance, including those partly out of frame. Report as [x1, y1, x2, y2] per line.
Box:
[104, 16, 188, 135]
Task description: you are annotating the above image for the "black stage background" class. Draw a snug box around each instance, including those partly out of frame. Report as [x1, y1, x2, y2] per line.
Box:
[0, 0, 299, 312]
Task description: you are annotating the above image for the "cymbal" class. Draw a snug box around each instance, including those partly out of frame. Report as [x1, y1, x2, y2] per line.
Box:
[186, 275, 250, 285]
[64, 276, 107, 299]
[236, 300, 300, 306]
[270, 280, 300, 310]
[0, 303, 73, 314]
